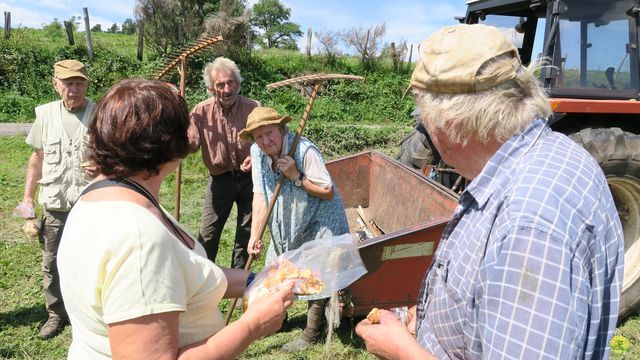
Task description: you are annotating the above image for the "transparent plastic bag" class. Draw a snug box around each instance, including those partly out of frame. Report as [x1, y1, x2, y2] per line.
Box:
[243, 233, 367, 310]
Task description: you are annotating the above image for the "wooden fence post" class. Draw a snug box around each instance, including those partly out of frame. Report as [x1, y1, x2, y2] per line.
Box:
[63, 21, 75, 45]
[407, 44, 413, 71]
[391, 42, 398, 71]
[137, 20, 144, 61]
[306, 27, 312, 58]
[83, 8, 94, 60]
[3, 11, 10, 40]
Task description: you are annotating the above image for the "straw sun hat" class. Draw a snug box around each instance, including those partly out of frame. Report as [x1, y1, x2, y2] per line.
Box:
[239, 107, 291, 141]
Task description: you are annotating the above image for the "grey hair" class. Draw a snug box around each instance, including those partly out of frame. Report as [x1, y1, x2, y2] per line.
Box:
[413, 56, 552, 145]
[203, 57, 243, 96]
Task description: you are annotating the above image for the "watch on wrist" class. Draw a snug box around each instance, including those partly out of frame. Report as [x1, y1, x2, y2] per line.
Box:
[294, 172, 304, 187]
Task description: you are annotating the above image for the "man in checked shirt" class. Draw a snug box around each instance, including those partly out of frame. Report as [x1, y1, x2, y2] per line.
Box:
[356, 24, 624, 359]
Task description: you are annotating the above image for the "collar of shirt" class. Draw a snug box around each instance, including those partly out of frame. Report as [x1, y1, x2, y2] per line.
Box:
[462, 118, 550, 210]
[217, 97, 239, 117]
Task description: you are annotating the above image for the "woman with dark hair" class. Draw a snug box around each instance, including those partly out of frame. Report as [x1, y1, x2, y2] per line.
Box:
[58, 79, 293, 359]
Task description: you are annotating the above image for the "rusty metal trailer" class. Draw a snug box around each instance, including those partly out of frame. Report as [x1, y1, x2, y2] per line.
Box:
[326, 151, 459, 316]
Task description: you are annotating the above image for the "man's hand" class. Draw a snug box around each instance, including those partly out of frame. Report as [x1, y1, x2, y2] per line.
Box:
[356, 308, 435, 360]
[240, 156, 252, 172]
[13, 201, 36, 219]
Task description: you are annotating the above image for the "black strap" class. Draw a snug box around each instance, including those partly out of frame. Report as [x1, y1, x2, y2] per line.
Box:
[80, 178, 195, 249]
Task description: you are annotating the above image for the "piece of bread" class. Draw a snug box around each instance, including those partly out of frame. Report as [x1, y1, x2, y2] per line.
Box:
[22, 219, 40, 237]
[367, 307, 381, 324]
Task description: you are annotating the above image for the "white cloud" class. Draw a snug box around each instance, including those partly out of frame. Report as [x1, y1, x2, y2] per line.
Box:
[2, 2, 51, 27]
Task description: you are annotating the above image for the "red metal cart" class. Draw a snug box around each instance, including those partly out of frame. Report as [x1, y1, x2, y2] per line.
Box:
[326, 151, 459, 316]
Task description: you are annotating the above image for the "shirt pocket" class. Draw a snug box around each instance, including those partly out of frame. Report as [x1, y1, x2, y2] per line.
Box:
[424, 260, 467, 357]
[43, 139, 61, 165]
[40, 185, 63, 210]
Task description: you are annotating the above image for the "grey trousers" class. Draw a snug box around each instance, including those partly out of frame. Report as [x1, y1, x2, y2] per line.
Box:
[39, 210, 68, 318]
[198, 171, 253, 269]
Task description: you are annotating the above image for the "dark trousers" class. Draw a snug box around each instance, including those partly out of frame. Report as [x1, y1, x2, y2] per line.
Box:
[199, 171, 253, 269]
[39, 210, 68, 319]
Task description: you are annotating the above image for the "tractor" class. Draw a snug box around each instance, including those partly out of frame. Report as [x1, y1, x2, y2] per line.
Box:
[397, 0, 640, 319]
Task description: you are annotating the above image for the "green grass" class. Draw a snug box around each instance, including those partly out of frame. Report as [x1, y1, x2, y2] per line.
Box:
[2, 132, 640, 358]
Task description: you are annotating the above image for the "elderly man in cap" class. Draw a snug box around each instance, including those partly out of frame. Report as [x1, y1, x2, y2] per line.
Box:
[356, 24, 623, 359]
[14, 59, 95, 339]
[240, 107, 349, 351]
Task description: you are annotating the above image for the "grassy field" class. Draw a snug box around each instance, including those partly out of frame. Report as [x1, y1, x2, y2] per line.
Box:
[2, 130, 640, 359]
[0, 134, 383, 359]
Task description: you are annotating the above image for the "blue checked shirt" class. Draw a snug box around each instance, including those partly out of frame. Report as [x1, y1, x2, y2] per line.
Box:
[415, 119, 624, 359]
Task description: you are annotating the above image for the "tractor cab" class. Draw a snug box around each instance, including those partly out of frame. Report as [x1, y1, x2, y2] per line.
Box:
[465, 0, 640, 100]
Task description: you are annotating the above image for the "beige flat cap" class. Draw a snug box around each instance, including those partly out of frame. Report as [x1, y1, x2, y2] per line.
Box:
[54, 59, 89, 80]
[410, 24, 521, 94]
[239, 107, 291, 141]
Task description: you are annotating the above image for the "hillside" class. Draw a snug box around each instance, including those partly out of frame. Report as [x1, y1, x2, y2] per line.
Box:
[1, 28, 416, 156]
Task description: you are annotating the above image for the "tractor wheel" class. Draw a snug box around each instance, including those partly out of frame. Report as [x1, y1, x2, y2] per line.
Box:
[569, 127, 640, 320]
[396, 123, 438, 170]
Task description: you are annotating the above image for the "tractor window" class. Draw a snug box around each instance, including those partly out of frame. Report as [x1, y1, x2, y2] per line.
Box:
[477, 15, 546, 65]
[549, 0, 638, 98]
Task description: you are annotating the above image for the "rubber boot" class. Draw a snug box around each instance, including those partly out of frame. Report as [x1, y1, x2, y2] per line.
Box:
[282, 299, 325, 352]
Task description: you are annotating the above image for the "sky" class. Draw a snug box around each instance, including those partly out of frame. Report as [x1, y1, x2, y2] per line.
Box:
[2, 0, 469, 54]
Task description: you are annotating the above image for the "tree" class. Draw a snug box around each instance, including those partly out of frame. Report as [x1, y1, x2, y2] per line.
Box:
[90, 24, 102, 32]
[342, 23, 386, 64]
[251, 0, 302, 49]
[42, 19, 65, 39]
[108, 23, 119, 33]
[202, 0, 251, 52]
[121, 18, 137, 35]
[315, 30, 341, 64]
[381, 40, 408, 71]
[135, 0, 223, 55]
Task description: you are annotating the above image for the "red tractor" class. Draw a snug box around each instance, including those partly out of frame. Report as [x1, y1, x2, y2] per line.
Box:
[398, 0, 640, 319]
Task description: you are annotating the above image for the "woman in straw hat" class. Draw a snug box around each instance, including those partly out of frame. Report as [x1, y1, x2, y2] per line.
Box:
[239, 106, 349, 351]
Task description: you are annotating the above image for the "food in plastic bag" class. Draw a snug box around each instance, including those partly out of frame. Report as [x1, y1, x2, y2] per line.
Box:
[243, 233, 367, 310]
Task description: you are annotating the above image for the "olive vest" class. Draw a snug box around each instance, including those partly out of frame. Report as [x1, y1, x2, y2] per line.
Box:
[36, 100, 95, 211]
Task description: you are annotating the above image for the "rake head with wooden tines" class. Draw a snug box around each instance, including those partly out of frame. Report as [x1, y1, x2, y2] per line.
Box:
[154, 35, 224, 80]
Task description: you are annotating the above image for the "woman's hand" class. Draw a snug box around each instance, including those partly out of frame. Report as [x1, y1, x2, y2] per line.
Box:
[276, 155, 300, 182]
[242, 281, 295, 337]
[247, 237, 264, 256]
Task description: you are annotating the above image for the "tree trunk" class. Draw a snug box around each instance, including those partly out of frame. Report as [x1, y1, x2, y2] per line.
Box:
[64, 21, 75, 45]
[408, 44, 413, 71]
[306, 27, 312, 58]
[137, 20, 144, 61]
[83, 8, 94, 60]
[3, 11, 10, 40]
[391, 42, 398, 72]
[362, 29, 370, 63]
